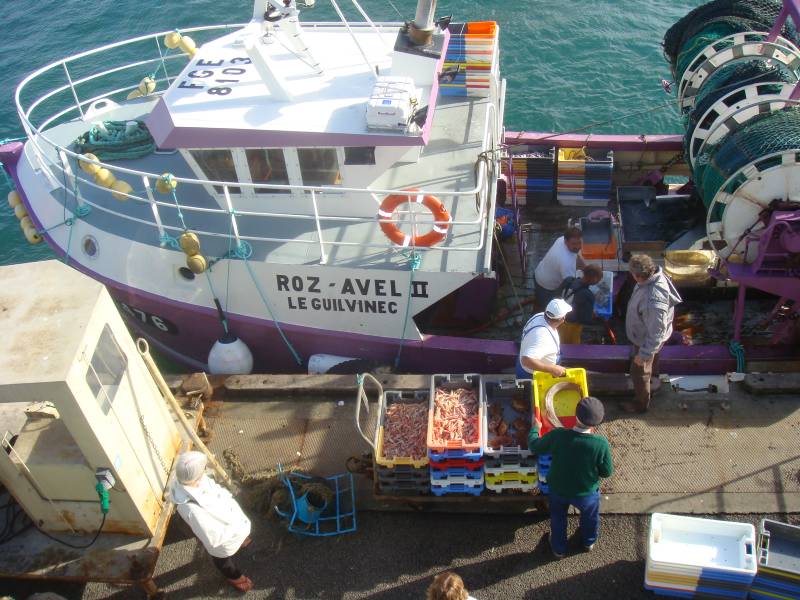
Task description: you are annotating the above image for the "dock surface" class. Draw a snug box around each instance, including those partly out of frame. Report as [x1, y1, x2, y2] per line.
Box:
[3, 373, 797, 599]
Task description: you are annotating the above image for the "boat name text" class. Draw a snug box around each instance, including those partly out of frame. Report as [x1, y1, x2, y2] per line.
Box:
[276, 274, 429, 314]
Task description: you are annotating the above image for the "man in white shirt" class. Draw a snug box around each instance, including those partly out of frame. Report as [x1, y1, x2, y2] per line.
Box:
[534, 227, 586, 308]
[516, 298, 572, 379]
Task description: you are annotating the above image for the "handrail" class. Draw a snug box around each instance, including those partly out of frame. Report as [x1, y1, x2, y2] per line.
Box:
[14, 22, 499, 257]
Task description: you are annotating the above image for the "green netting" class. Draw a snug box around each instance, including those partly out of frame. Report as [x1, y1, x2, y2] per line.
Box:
[74, 120, 155, 161]
[683, 59, 797, 159]
[674, 19, 757, 81]
[693, 106, 800, 207]
[663, 0, 799, 70]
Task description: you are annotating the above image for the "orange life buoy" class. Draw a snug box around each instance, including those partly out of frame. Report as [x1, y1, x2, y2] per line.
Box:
[377, 189, 451, 247]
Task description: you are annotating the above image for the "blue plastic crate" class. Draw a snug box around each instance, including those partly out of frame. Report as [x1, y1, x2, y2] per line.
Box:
[430, 481, 484, 496]
[430, 467, 484, 481]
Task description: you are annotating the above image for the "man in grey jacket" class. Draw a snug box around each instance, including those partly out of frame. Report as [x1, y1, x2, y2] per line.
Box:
[622, 254, 682, 413]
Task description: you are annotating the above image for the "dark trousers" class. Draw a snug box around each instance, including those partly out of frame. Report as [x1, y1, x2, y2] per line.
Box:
[212, 550, 242, 580]
[548, 490, 600, 555]
[630, 345, 661, 410]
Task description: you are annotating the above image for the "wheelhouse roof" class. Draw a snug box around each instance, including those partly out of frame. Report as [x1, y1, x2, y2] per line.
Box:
[146, 22, 442, 149]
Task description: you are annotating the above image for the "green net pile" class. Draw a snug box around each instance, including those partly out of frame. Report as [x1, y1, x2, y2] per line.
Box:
[664, 0, 799, 80]
[693, 105, 800, 207]
[683, 59, 797, 160]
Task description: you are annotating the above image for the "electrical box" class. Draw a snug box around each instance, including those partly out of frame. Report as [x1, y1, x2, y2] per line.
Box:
[366, 76, 417, 132]
[0, 260, 182, 536]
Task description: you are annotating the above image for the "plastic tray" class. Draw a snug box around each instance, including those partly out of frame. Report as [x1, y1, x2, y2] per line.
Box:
[481, 376, 533, 459]
[378, 479, 431, 496]
[376, 389, 430, 469]
[427, 374, 484, 454]
[430, 458, 483, 471]
[486, 480, 538, 492]
[648, 514, 757, 575]
[430, 471, 484, 484]
[532, 368, 589, 434]
[484, 454, 536, 471]
[377, 465, 429, 482]
[430, 481, 484, 496]
[759, 519, 800, 576]
[485, 463, 536, 477]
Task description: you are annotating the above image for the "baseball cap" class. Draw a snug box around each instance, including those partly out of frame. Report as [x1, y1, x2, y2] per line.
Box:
[576, 396, 605, 426]
[545, 298, 572, 320]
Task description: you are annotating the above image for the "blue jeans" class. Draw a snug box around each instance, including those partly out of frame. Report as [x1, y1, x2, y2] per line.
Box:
[547, 490, 600, 555]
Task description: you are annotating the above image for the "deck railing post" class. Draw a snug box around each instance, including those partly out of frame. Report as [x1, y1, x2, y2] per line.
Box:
[62, 61, 85, 120]
[143, 176, 166, 241]
[310, 189, 328, 264]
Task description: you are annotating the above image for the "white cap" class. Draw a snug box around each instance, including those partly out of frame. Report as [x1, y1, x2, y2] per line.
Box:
[545, 298, 572, 319]
[175, 451, 208, 484]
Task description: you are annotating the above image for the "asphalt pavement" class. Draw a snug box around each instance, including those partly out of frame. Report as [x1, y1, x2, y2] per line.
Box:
[5, 510, 795, 600]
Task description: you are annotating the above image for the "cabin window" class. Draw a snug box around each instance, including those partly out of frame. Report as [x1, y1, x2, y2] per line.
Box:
[297, 148, 341, 186]
[245, 149, 290, 194]
[85, 324, 128, 415]
[189, 149, 241, 194]
[344, 147, 376, 165]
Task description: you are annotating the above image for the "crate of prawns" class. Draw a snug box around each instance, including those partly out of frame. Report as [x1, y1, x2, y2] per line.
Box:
[427, 374, 484, 461]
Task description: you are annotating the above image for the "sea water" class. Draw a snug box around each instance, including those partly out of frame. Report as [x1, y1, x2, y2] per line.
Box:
[0, 0, 700, 266]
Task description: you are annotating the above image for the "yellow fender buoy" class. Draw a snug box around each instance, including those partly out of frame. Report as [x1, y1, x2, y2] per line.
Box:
[24, 226, 42, 244]
[80, 153, 101, 175]
[14, 204, 27, 220]
[94, 168, 117, 188]
[7, 190, 21, 208]
[19, 216, 33, 231]
[165, 31, 182, 49]
[155, 173, 177, 194]
[186, 254, 207, 274]
[127, 76, 156, 100]
[179, 232, 201, 256]
[111, 179, 133, 201]
[179, 35, 197, 57]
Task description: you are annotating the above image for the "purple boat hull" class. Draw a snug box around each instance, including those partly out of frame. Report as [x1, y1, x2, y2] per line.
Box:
[2, 139, 795, 374]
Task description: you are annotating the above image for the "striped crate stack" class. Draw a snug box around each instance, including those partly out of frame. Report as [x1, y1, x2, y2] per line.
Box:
[427, 374, 484, 496]
[508, 146, 556, 206]
[440, 22, 498, 98]
[482, 377, 537, 493]
[375, 390, 431, 496]
[556, 147, 614, 207]
[645, 514, 757, 599]
[751, 519, 800, 600]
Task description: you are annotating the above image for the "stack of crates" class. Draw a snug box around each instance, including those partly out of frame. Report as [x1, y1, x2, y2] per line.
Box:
[556, 148, 614, 207]
[531, 368, 589, 494]
[751, 519, 800, 600]
[375, 390, 431, 496]
[427, 374, 484, 496]
[481, 376, 537, 493]
[509, 146, 556, 205]
[440, 22, 499, 98]
[645, 514, 757, 598]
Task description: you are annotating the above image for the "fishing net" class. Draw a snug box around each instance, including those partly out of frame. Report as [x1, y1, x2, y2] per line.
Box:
[74, 119, 155, 160]
[692, 105, 800, 206]
[683, 59, 797, 158]
[663, 0, 799, 74]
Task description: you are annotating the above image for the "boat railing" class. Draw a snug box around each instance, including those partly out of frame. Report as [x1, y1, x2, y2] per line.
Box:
[15, 23, 499, 263]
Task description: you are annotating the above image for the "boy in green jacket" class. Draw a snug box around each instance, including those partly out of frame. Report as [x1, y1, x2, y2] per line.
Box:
[528, 396, 613, 558]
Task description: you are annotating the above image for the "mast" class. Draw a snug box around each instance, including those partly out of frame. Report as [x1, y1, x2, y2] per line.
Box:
[408, 0, 437, 46]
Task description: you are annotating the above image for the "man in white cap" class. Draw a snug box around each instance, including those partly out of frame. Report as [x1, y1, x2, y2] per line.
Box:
[170, 451, 254, 592]
[516, 298, 572, 379]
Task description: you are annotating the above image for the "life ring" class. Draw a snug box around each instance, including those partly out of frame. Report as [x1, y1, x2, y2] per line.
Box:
[377, 189, 451, 247]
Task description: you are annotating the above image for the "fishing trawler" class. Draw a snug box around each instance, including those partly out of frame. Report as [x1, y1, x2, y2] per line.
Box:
[2, 0, 799, 374]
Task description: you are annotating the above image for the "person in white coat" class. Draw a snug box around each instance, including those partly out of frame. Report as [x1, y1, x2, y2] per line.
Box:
[170, 452, 253, 592]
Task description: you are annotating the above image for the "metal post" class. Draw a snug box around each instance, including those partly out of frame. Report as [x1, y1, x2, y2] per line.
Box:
[62, 61, 85, 119]
[310, 189, 328, 264]
[733, 283, 747, 341]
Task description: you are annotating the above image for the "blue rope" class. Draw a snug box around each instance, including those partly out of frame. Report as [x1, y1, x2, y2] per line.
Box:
[728, 340, 745, 372]
[0, 160, 14, 192]
[241, 252, 303, 366]
[394, 251, 422, 369]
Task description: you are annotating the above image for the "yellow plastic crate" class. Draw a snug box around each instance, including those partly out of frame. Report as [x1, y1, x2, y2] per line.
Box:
[532, 368, 589, 433]
[485, 471, 538, 485]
